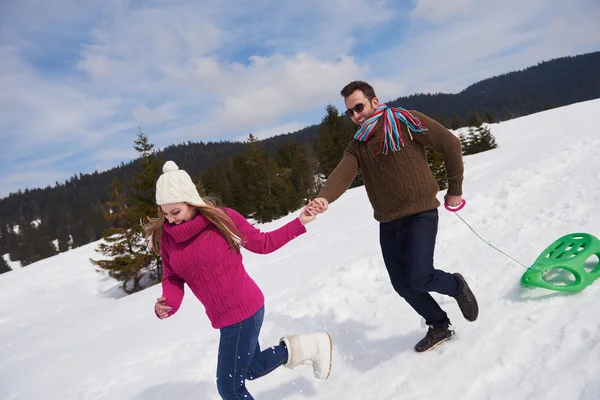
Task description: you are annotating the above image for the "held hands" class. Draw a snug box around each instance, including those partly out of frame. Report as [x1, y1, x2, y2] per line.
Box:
[298, 198, 329, 225]
[308, 198, 328, 214]
[299, 206, 317, 225]
[155, 296, 172, 319]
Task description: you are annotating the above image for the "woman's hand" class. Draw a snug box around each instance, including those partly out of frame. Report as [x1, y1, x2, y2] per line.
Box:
[155, 296, 172, 319]
[298, 206, 317, 225]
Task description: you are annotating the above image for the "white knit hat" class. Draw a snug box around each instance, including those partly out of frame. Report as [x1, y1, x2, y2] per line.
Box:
[155, 161, 206, 206]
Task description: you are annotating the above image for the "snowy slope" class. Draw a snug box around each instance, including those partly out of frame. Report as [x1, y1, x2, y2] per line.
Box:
[1, 99, 599, 400]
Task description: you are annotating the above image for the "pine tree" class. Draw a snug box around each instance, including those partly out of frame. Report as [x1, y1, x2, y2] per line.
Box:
[7, 224, 21, 262]
[275, 139, 311, 212]
[464, 127, 479, 155]
[201, 162, 233, 206]
[457, 132, 469, 155]
[70, 220, 88, 249]
[44, 206, 70, 253]
[229, 134, 290, 223]
[91, 130, 164, 293]
[316, 105, 355, 177]
[57, 225, 71, 252]
[35, 220, 59, 259]
[316, 105, 363, 188]
[484, 109, 496, 123]
[131, 128, 163, 221]
[89, 209, 108, 242]
[301, 144, 321, 199]
[466, 111, 483, 127]
[433, 113, 448, 128]
[90, 177, 151, 294]
[426, 148, 448, 190]
[0, 222, 9, 256]
[17, 220, 56, 266]
[462, 125, 498, 155]
[450, 114, 462, 130]
[227, 154, 253, 216]
[130, 128, 163, 280]
[196, 179, 208, 197]
[476, 125, 499, 153]
[0, 255, 10, 274]
[11, 225, 28, 265]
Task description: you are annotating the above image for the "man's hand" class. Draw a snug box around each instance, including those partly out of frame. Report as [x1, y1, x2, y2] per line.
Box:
[308, 198, 329, 214]
[444, 194, 462, 207]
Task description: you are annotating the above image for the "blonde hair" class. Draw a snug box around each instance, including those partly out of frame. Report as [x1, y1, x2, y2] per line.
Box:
[141, 198, 241, 255]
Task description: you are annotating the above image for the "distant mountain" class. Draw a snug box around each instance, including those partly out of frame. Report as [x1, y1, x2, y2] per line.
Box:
[1, 51, 599, 263]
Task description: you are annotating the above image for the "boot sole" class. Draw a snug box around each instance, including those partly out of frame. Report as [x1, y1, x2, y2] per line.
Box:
[414, 332, 454, 353]
[323, 332, 333, 380]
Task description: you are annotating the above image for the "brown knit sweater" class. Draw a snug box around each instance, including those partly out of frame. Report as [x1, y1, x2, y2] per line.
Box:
[317, 110, 464, 222]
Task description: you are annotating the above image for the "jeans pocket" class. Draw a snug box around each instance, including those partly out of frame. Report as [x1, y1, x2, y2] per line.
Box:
[252, 314, 262, 330]
[252, 306, 265, 330]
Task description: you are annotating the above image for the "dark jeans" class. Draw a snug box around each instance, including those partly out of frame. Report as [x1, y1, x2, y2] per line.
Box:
[216, 305, 288, 400]
[379, 209, 463, 327]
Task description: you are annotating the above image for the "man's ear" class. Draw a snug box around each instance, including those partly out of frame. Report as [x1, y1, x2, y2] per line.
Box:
[371, 97, 380, 108]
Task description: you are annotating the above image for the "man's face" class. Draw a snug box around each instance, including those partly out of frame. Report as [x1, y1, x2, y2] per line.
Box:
[344, 90, 379, 127]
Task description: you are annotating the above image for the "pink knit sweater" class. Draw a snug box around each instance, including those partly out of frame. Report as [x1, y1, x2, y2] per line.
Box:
[159, 208, 307, 329]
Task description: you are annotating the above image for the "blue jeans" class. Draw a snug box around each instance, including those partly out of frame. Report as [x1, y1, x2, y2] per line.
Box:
[379, 209, 463, 327]
[216, 305, 288, 399]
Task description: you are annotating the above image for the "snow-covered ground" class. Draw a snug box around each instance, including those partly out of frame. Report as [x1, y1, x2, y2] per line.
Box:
[1, 99, 599, 400]
[3, 254, 21, 270]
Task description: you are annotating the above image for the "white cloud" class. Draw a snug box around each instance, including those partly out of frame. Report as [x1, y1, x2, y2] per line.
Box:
[367, 79, 409, 103]
[1, 0, 598, 198]
[76, 6, 223, 82]
[410, 0, 474, 22]
[369, 0, 600, 95]
[211, 53, 367, 129]
[0, 50, 126, 157]
[132, 104, 177, 126]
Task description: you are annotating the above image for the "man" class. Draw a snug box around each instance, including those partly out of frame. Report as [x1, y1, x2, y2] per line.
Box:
[310, 81, 478, 352]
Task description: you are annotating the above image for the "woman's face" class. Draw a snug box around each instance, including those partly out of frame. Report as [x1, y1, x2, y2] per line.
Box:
[161, 202, 197, 224]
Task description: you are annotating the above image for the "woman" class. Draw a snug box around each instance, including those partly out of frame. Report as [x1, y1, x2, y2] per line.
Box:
[143, 161, 332, 399]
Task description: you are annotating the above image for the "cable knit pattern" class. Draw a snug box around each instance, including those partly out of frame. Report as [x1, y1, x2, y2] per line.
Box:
[318, 111, 464, 222]
[155, 161, 206, 206]
[159, 208, 307, 329]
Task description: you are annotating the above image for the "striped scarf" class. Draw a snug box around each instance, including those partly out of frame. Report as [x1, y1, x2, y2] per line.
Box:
[353, 104, 427, 154]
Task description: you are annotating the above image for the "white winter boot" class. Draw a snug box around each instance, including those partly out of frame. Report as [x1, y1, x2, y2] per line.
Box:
[281, 332, 332, 380]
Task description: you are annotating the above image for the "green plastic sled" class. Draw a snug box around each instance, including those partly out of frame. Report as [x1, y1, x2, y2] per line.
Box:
[521, 233, 600, 292]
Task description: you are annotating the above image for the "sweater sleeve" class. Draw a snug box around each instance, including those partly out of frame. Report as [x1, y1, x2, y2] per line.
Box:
[226, 208, 307, 254]
[410, 111, 464, 196]
[158, 235, 185, 318]
[316, 143, 359, 203]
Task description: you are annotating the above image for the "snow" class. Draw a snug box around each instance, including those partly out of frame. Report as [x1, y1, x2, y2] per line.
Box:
[1, 99, 600, 400]
[3, 253, 22, 270]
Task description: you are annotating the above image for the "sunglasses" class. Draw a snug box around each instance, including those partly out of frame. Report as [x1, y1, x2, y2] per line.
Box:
[345, 101, 369, 117]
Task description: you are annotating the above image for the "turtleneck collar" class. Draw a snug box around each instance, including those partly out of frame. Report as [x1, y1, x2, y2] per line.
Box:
[163, 213, 212, 243]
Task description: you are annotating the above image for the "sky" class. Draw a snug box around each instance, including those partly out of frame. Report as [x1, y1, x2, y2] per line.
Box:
[1, 0, 599, 198]
[2, 100, 600, 399]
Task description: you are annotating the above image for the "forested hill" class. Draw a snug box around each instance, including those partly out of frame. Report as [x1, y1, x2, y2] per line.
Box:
[1, 51, 598, 266]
